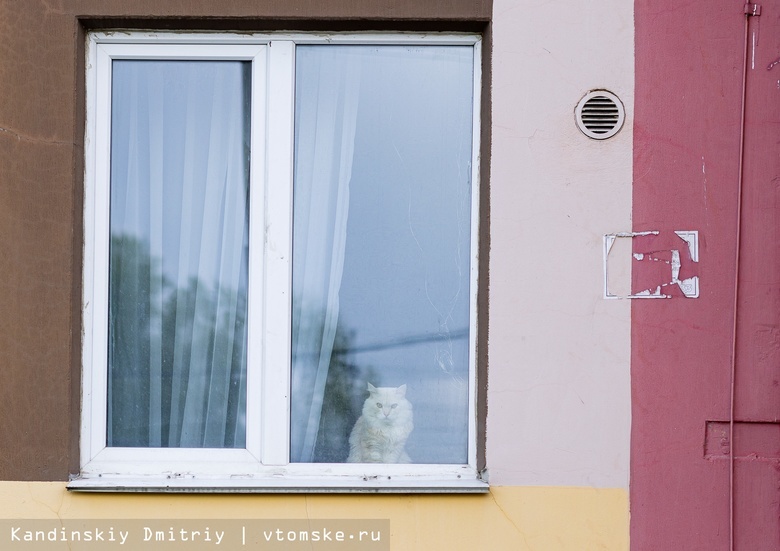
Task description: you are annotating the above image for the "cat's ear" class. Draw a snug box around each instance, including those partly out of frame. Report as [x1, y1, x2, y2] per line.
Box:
[397, 384, 407, 397]
[367, 382, 377, 393]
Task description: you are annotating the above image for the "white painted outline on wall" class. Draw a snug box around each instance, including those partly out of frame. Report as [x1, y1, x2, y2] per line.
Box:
[603, 230, 699, 299]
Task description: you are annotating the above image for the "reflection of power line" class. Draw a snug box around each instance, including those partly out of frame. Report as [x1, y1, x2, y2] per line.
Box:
[331, 328, 468, 355]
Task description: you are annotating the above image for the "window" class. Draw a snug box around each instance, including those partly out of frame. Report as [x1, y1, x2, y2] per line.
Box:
[75, 31, 483, 491]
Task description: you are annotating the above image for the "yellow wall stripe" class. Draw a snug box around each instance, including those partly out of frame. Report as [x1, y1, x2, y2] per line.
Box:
[0, 483, 627, 550]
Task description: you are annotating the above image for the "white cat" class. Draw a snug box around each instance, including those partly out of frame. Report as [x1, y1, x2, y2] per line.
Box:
[347, 383, 414, 463]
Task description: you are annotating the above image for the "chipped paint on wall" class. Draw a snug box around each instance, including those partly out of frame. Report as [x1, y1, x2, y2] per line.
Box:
[604, 230, 699, 299]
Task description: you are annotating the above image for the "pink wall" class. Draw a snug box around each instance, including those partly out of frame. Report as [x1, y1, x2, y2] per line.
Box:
[489, 0, 633, 489]
[632, 1, 780, 549]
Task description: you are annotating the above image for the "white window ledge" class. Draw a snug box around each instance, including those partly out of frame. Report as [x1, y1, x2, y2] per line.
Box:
[67, 474, 489, 493]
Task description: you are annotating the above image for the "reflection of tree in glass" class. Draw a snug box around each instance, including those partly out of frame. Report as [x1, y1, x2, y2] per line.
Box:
[158, 274, 247, 448]
[310, 325, 363, 463]
[109, 234, 157, 446]
[109, 234, 247, 448]
[304, 322, 472, 463]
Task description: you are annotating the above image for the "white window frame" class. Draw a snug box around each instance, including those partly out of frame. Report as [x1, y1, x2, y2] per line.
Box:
[73, 31, 484, 492]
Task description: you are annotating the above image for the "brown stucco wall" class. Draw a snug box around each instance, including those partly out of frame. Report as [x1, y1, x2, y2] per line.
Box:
[0, 0, 491, 481]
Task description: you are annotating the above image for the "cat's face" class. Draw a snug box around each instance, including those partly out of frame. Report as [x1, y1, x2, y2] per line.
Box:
[364, 383, 409, 422]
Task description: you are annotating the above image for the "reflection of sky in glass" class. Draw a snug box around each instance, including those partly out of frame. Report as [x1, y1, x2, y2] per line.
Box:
[292, 46, 474, 464]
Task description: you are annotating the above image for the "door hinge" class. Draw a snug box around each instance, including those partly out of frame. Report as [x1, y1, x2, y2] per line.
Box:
[744, 3, 761, 16]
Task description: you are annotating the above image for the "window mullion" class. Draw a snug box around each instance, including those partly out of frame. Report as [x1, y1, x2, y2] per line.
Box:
[259, 40, 296, 466]
[245, 45, 269, 463]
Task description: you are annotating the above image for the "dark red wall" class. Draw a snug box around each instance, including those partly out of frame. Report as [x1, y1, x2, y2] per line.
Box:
[632, 1, 780, 549]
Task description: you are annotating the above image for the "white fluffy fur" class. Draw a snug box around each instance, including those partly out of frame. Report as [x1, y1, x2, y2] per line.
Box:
[347, 383, 414, 463]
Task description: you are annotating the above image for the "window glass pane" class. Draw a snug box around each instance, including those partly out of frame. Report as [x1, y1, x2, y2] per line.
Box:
[291, 45, 474, 464]
[108, 61, 251, 448]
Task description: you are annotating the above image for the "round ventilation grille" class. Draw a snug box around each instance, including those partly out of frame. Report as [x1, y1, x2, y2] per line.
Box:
[575, 90, 625, 140]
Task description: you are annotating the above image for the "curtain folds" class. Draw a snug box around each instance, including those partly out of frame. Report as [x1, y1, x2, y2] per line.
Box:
[290, 49, 361, 463]
[108, 54, 362, 456]
[108, 60, 250, 449]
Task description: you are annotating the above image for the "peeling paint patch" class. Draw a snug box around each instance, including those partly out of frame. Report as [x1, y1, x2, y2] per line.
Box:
[705, 421, 780, 460]
[603, 231, 699, 299]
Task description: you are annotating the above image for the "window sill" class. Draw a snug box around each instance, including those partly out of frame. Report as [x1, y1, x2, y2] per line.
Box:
[67, 474, 489, 494]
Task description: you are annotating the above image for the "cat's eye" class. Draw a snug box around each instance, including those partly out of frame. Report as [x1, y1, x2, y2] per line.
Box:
[376, 403, 383, 408]
[391, 404, 398, 409]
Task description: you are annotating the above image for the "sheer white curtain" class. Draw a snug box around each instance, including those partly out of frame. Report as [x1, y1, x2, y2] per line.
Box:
[290, 49, 361, 462]
[108, 60, 250, 448]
